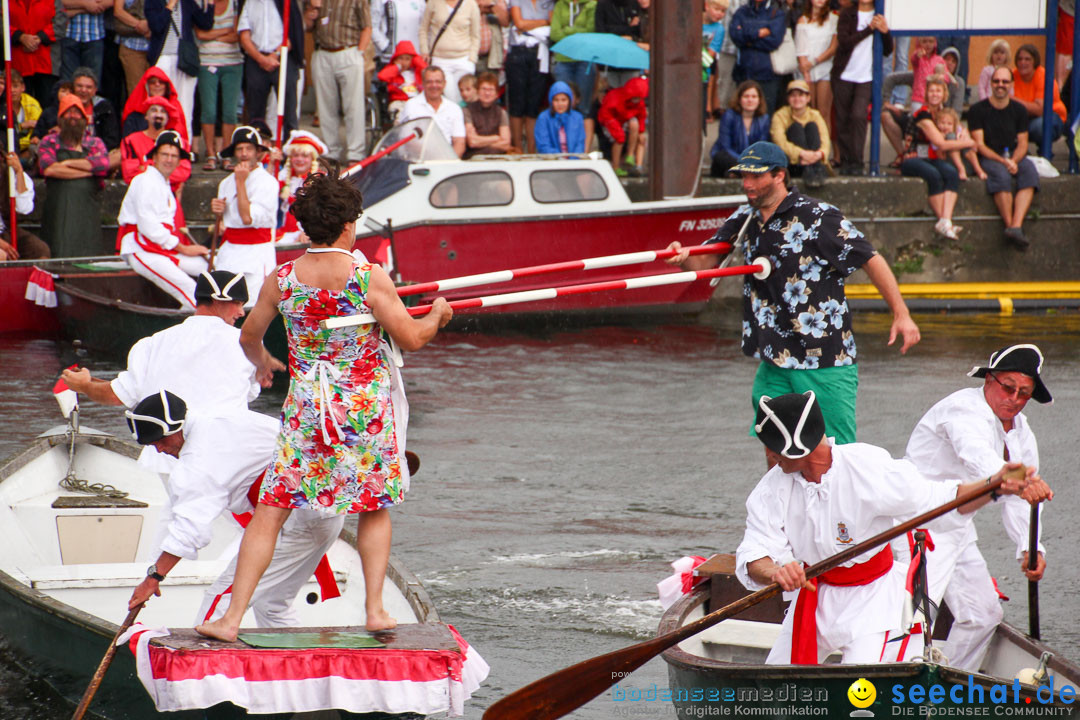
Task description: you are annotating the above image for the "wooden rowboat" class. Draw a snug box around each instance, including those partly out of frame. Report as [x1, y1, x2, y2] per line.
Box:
[49, 260, 288, 360]
[657, 555, 1080, 718]
[0, 420, 482, 718]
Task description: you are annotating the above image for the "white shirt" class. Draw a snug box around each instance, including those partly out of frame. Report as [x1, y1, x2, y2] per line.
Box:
[111, 315, 260, 411]
[371, 0, 425, 60]
[217, 165, 279, 230]
[0, 181, 34, 236]
[399, 93, 466, 143]
[905, 386, 1043, 560]
[237, 0, 284, 52]
[154, 409, 278, 559]
[840, 10, 874, 83]
[117, 166, 178, 254]
[736, 441, 962, 648]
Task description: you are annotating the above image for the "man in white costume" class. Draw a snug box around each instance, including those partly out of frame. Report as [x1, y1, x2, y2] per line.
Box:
[735, 392, 1050, 666]
[905, 344, 1051, 672]
[398, 66, 466, 157]
[61, 271, 285, 470]
[124, 390, 346, 626]
[117, 131, 210, 308]
[212, 126, 280, 304]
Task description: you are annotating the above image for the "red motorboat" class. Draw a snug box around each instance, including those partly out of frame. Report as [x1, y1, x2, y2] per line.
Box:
[330, 119, 745, 317]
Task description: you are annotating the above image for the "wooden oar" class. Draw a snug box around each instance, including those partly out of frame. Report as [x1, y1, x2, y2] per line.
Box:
[482, 468, 1025, 720]
[70, 603, 144, 720]
[2, 254, 127, 268]
[208, 214, 223, 271]
[1028, 502, 1040, 639]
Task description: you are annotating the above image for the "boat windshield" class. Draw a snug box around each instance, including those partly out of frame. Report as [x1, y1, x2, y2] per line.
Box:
[370, 118, 458, 163]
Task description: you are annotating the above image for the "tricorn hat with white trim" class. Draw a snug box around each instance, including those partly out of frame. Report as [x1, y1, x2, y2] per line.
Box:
[125, 390, 187, 445]
[220, 125, 269, 157]
[754, 391, 826, 459]
[194, 270, 248, 304]
[968, 344, 1052, 404]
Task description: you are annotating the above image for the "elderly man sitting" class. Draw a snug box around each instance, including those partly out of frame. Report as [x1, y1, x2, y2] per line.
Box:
[398, 66, 466, 158]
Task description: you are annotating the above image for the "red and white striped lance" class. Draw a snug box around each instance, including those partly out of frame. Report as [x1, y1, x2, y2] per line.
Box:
[396, 242, 734, 298]
[319, 258, 771, 330]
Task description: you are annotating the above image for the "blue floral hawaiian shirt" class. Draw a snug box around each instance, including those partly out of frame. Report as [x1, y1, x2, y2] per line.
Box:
[709, 191, 876, 370]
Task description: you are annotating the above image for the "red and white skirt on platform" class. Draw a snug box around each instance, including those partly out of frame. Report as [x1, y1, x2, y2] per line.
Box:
[118, 623, 489, 716]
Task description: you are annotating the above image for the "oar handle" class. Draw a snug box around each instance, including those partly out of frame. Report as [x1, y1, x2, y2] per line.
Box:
[1028, 501, 1040, 639]
[70, 604, 144, 720]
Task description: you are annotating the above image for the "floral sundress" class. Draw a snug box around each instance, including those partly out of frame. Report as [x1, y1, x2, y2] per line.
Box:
[259, 259, 405, 514]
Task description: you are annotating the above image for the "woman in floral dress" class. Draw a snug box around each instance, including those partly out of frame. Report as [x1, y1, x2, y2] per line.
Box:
[197, 174, 452, 641]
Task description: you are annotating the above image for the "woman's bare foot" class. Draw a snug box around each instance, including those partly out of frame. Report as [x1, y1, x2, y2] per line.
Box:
[195, 618, 240, 642]
[365, 609, 397, 632]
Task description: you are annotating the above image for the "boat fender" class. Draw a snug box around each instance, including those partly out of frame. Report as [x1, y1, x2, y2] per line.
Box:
[1016, 651, 1054, 687]
[752, 257, 771, 281]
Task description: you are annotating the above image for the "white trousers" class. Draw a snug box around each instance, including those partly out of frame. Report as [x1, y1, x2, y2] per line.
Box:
[765, 605, 917, 665]
[196, 511, 346, 628]
[126, 251, 208, 308]
[213, 240, 277, 307]
[925, 539, 1004, 672]
[155, 54, 198, 138]
[312, 48, 367, 161]
[431, 56, 475, 105]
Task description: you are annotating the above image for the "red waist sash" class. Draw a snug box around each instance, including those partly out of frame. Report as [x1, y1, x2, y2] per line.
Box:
[116, 222, 181, 265]
[790, 544, 893, 664]
[223, 227, 274, 245]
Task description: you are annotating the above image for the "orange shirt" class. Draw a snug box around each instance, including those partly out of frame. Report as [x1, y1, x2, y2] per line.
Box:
[1013, 66, 1067, 122]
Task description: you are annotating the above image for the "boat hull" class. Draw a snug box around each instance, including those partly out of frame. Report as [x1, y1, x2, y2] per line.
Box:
[658, 579, 1080, 719]
[0, 265, 60, 335]
[53, 268, 288, 360]
[349, 205, 738, 315]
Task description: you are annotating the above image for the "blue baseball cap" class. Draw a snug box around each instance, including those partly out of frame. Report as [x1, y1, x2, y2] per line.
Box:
[730, 141, 789, 175]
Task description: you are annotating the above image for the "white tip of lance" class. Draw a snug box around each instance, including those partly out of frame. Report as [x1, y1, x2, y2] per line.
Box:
[751, 256, 771, 280]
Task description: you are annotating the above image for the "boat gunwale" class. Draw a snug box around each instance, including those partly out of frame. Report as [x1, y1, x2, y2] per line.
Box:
[658, 578, 1080, 687]
[54, 273, 192, 320]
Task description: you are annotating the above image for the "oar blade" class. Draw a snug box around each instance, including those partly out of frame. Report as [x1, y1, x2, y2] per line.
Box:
[483, 636, 668, 720]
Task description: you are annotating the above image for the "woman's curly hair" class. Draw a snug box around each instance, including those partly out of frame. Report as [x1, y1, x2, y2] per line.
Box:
[290, 170, 364, 245]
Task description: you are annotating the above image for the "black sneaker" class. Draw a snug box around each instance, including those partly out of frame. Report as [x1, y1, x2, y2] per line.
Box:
[1004, 227, 1030, 251]
[805, 163, 826, 189]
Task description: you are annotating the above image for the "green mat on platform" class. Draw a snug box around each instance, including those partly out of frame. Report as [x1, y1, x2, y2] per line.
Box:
[238, 632, 387, 649]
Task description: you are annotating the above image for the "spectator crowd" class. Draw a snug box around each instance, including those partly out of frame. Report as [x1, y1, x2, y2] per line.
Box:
[0, 0, 1076, 261]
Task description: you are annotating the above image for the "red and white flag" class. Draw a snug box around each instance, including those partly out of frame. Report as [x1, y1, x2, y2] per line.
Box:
[657, 555, 708, 610]
[53, 365, 78, 418]
[117, 622, 489, 716]
[25, 267, 57, 308]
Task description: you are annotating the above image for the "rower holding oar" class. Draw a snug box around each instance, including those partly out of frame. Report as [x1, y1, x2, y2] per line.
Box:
[122, 390, 345, 627]
[665, 141, 920, 451]
[737, 391, 1051, 665]
[196, 172, 452, 643]
[905, 344, 1052, 671]
[61, 270, 281, 471]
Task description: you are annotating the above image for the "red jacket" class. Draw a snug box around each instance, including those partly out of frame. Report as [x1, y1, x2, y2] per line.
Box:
[598, 77, 648, 144]
[10, 0, 56, 78]
[377, 41, 428, 103]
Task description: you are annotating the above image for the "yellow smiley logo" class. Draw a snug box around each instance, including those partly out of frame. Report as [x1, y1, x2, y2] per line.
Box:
[848, 677, 876, 709]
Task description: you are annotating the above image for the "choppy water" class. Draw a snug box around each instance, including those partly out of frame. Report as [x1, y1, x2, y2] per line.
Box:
[2, 309, 1079, 719]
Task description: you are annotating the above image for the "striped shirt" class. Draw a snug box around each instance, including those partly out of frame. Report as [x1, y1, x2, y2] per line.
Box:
[67, 12, 105, 42]
[198, 0, 243, 65]
[312, 0, 370, 51]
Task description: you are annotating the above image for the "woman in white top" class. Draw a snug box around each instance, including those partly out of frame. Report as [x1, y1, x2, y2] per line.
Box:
[795, 0, 837, 117]
[420, 0, 482, 104]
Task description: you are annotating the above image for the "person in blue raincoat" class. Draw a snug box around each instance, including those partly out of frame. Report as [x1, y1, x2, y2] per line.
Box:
[729, 0, 787, 114]
[534, 80, 586, 153]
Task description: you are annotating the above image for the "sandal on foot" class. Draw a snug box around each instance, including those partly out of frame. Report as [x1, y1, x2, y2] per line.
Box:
[203, 156, 218, 171]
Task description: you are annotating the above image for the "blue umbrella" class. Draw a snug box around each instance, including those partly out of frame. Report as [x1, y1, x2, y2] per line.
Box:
[550, 33, 649, 70]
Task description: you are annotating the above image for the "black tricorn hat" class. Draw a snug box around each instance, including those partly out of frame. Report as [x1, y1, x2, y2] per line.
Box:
[147, 129, 192, 161]
[220, 125, 269, 157]
[125, 390, 187, 445]
[968, 344, 1052, 404]
[754, 391, 826, 459]
[194, 270, 248, 304]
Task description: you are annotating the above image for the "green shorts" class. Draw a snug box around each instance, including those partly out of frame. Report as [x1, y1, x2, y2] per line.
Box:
[749, 362, 859, 444]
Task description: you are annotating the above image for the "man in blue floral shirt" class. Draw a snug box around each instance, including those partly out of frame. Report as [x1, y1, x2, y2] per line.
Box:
[667, 141, 919, 445]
